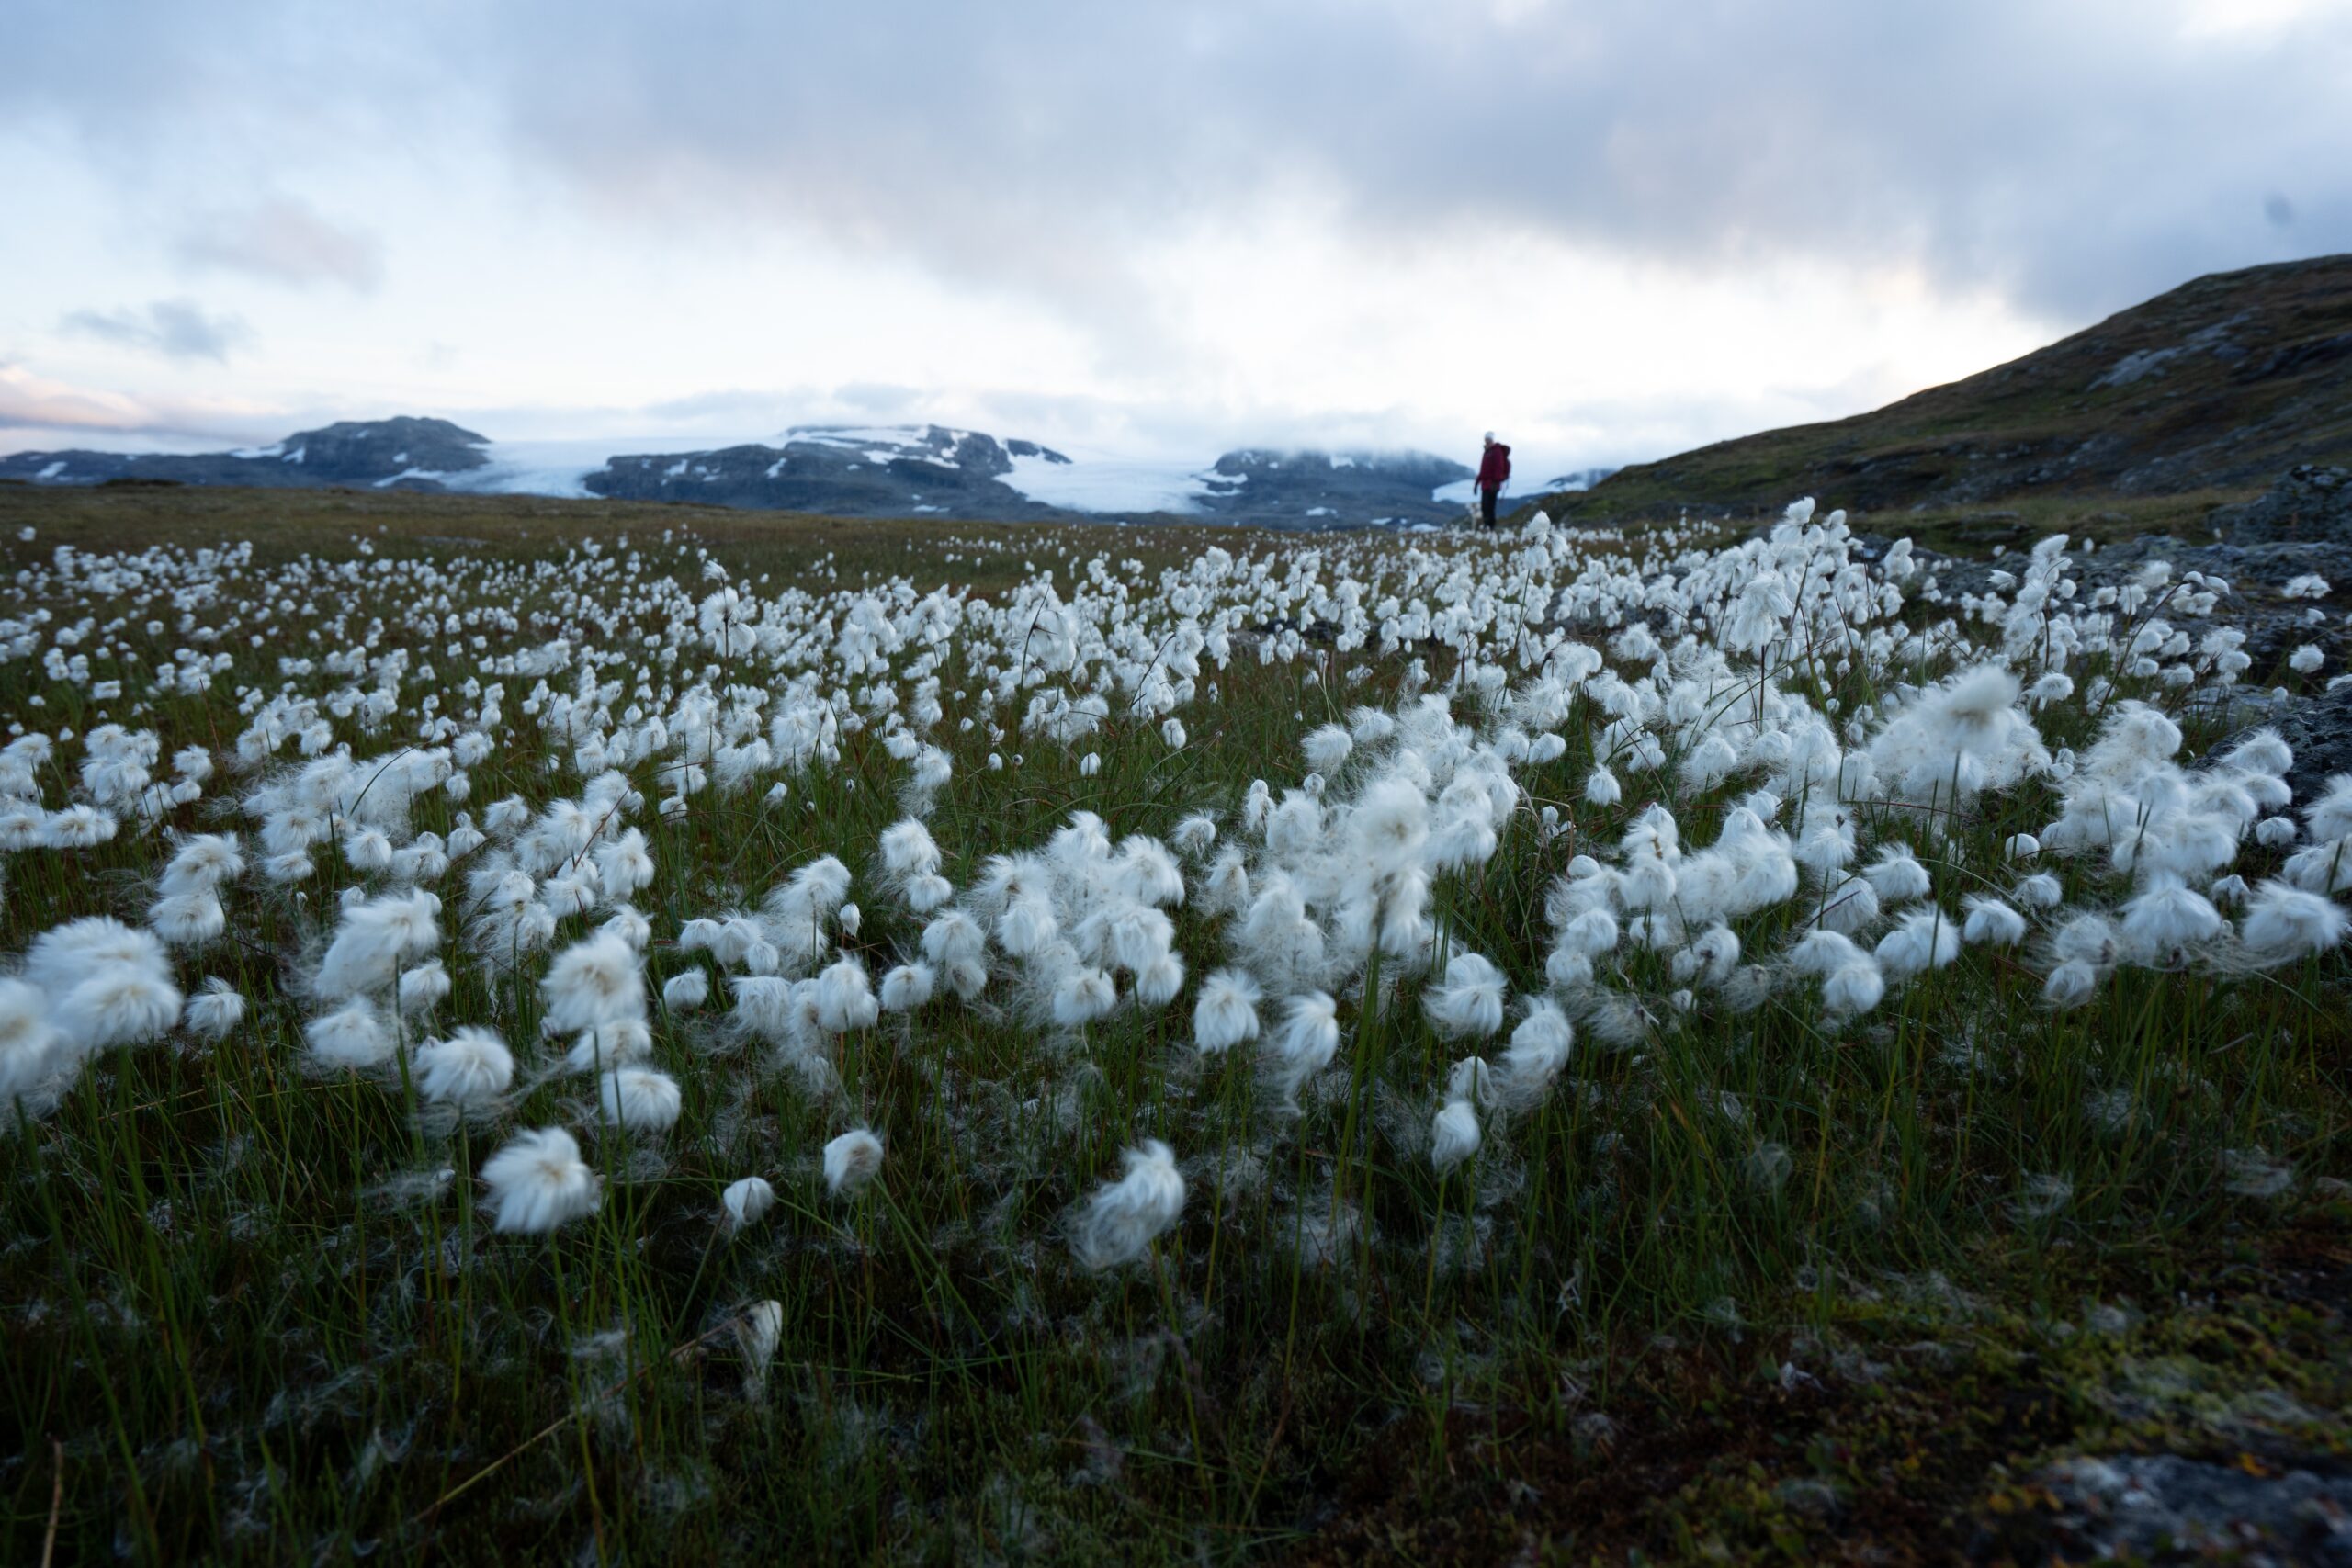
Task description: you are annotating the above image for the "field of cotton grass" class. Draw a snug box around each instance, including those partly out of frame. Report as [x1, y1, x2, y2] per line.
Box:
[1, 489, 2347, 1562]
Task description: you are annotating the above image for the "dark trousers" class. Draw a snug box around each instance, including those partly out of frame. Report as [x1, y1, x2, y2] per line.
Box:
[1478, 486, 1498, 527]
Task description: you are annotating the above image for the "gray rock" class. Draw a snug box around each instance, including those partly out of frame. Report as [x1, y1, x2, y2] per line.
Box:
[2256, 680, 2352, 805]
[2037, 1453, 2352, 1565]
[2214, 465, 2352, 545]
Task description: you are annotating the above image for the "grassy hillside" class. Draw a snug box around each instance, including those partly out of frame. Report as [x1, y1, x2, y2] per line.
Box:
[1540, 253, 2352, 525]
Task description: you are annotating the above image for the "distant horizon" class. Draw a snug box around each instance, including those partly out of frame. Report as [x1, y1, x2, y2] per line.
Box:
[0, 411, 1624, 494]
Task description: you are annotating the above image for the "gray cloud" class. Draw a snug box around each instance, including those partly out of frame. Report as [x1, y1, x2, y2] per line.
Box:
[14, 2, 2351, 328]
[177, 197, 385, 290]
[448, 0, 2352, 324]
[59, 299, 251, 363]
[8, 0, 2352, 460]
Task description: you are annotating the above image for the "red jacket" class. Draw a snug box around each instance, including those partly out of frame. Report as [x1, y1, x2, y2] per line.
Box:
[1476, 443, 1510, 491]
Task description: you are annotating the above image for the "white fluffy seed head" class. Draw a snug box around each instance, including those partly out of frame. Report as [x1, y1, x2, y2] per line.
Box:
[1430, 1099, 1481, 1174]
[1134, 951, 1186, 1009]
[314, 890, 441, 1001]
[415, 1026, 514, 1105]
[824, 1127, 886, 1197]
[722, 1175, 775, 1229]
[2240, 880, 2347, 963]
[182, 977, 246, 1041]
[542, 931, 647, 1034]
[1875, 908, 1961, 977]
[598, 1066, 683, 1134]
[1424, 953, 1507, 1040]
[305, 998, 394, 1071]
[397, 960, 451, 1016]
[481, 1126, 600, 1235]
[0, 979, 64, 1102]
[1071, 1139, 1185, 1269]
[662, 968, 710, 1011]
[1962, 896, 2029, 948]
[1500, 999, 1573, 1106]
[1192, 968, 1263, 1054]
[879, 962, 935, 1011]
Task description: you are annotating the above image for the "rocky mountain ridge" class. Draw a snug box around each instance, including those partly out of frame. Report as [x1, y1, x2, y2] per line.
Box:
[2, 420, 1474, 528]
[0, 417, 492, 491]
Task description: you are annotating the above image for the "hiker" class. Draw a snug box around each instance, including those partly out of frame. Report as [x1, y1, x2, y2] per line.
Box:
[1475, 432, 1510, 528]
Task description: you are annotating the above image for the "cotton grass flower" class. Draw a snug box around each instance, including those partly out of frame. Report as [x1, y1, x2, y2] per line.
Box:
[542, 931, 646, 1034]
[823, 1128, 885, 1197]
[481, 1127, 600, 1235]
[305, 998, 395, 1071]
[1423, 952, 1508, 1039]
[0, 980, 62, 1106]
[722, 1175, 776, 1230]
[1498, 999, 1573, 1108]
[1192, 968, 1262, 1054]
[2240, 881, 2347, 963]
[1072, 1139, 1185, 1269]
[598, 1066, 683, 1134]
[736, 1300, 786, 1394]
[313, 890, 440, 1000]
[1962, 896, 2029, 948]
[397, 960, 450, 1016]
[662, 968, 710, 1010]
[415, 1026, 514, 1106]
[1267, 990, 1340, 1099]
[41, 947, 183, 1057]
[1875, 908, 1961, 977]
[182, 977, 247, 1040]
[879, 962, 935, 1011]
[1430, 1099, 1481, 1174]
[148, 892, 226, 948]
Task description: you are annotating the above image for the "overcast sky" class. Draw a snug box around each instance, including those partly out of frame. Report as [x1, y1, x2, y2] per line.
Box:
[4, 0, 2348, 474]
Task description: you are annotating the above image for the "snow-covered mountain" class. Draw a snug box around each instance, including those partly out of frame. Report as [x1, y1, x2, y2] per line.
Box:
[0, 417, 495, 491]
[2, 418, 1481, 528]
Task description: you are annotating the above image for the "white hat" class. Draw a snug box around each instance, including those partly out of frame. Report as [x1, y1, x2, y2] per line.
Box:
[1483, 431, 1495, 442]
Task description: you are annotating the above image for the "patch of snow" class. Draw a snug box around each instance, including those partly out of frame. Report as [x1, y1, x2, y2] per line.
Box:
[1306, 506, 1336, 517]
[786, 425, 967, 468]
[912, 504, 945, 513]
[283, 446, 305, 464]
[764, 457, 786, 479]
[391, 451, 408, 465]
[664, 458, 690, 479]
[371, 467, 447, 489]
[1001, 448, 1218, 514]
[228, 442, 285, 460]
[434, 436, 713, 502]
[36, 460, 67, 481]
[1329, 455, 1355, 468]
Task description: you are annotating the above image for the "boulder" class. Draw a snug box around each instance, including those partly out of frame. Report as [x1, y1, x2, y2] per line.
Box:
[2213, 464, 2352, 545]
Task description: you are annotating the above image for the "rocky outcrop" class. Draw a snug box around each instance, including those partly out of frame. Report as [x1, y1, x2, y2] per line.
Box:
[0, 416, 490, 491]
[1194, 449, 1471, 526]
[2213, 464, 2352, 545]
[581, 426, 1073, 519]
[2030, 1454, 2352, 1565]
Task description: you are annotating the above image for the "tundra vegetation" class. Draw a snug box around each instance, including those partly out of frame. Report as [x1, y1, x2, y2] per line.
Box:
[0, 485, 2346, 1562]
